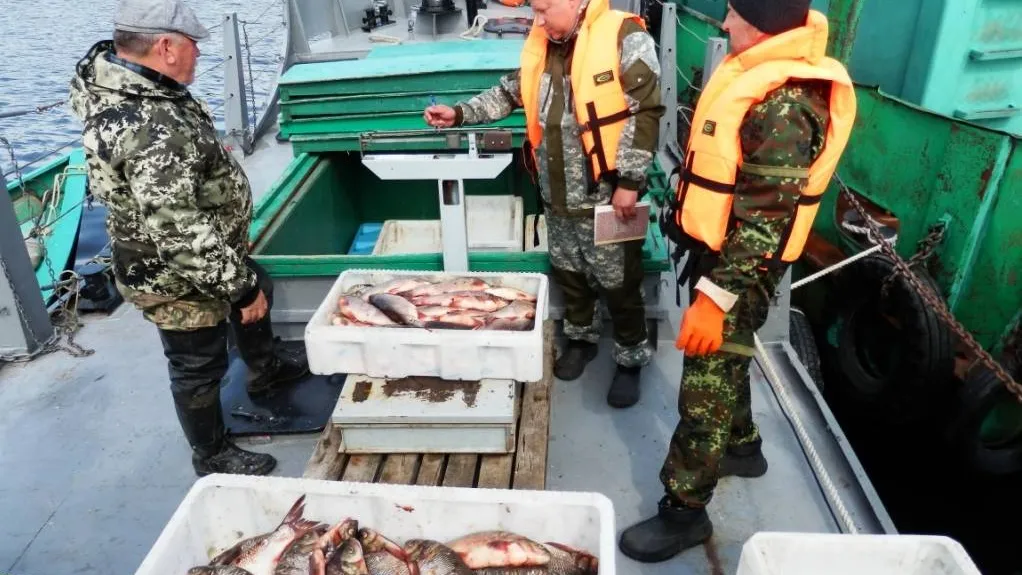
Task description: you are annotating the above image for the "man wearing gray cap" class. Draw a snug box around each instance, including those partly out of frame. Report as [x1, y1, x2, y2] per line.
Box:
[68, 0, 308, 477]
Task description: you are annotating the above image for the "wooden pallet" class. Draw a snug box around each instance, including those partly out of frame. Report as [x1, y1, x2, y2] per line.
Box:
[303, 320, 554, 490]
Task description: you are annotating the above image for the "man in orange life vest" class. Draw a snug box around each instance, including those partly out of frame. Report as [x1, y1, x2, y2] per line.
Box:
[424, 0, 665, 406]
[619, 0, 856, 562]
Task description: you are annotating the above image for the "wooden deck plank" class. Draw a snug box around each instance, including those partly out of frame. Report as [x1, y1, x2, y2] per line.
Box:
[302, 320, 553, 489]
[303, 424, 348, 480]
[378, 454, 420, 485]
[343, 454, 383, 483]
[416, 454, 446, 486]
[442, 454, 479, 487]
[477, 454, 514, 489]
[512, 320, 553, 490]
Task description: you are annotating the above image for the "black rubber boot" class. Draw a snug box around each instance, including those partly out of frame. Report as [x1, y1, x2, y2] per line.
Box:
[619, 496, 713, 563]
[554, 340, 599, 381]
[607, 365, 641, 408]
[719, 440, 768, 478]
[173, 382, 277, 477]
[246, 350, 309, 397]
[193, 441, 277, 477]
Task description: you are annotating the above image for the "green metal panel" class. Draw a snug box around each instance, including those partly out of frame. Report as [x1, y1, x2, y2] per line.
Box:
[365, 39, 524, 58]
[280, 90, 484, 119]
[278, 110, 525, 138]
[280, 70, 513, 100]
[249, 153, 670, 276]
[280, 50, 519, 85]
[954, 139, 1022, 352]
[289, 131, 528, 154]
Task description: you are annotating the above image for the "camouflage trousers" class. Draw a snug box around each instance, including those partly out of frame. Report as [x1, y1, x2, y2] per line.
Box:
[660, 268, 784, 507]
[547, 213, 652, 368]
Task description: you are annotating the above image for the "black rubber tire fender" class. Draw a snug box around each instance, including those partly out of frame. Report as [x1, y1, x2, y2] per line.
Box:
[946, 365, 1022, 477]
[790, 307, 824, 391]
[831, 253, 955, 423]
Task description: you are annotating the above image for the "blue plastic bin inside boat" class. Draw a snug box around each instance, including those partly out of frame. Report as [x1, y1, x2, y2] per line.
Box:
[348, 223, 383, 255]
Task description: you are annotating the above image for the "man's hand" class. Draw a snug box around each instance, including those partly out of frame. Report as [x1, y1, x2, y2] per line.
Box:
[612, 187, 638, 220]
[424, 105, 457, 128]
[240, 290, 268, 325]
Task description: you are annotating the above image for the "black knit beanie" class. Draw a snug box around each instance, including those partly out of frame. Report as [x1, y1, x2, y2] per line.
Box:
[729, 0, 811, 35]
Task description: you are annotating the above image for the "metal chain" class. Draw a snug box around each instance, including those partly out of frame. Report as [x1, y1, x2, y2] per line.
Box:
[838, 175, 1022, 402]
[1, 136, 26, 194]
[879, 220, 946, 299]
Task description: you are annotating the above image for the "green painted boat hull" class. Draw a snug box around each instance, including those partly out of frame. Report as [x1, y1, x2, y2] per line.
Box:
[6, 148, 88, 306]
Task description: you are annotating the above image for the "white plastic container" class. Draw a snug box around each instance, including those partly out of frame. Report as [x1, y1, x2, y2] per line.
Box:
[305, 269, 549, 382]
[373, 195, 524, 254]
[135, 474, 616, 575]
[736, 532, 982, 575]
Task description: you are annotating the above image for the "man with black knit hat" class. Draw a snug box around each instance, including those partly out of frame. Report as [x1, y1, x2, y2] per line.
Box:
[619, 1, 856, 562]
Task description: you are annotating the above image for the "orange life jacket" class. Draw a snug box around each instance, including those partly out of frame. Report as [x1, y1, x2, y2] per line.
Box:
[519, 0, 645, 186]
[672, 10, 857, 265]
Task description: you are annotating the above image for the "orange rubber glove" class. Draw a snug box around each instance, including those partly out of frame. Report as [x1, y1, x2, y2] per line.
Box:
[676, 291, 726, 356]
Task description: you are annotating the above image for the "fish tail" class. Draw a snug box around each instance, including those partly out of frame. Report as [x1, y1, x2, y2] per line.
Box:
[281, 494, 307, 527]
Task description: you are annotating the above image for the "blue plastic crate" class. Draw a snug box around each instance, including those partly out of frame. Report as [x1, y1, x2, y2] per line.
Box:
[348, 223, 383, 255]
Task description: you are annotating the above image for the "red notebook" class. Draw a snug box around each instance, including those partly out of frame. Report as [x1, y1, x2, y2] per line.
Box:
[593, 201, 650, 245]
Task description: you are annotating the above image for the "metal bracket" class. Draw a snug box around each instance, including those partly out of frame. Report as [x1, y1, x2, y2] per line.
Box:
[360, 131, 513, 271]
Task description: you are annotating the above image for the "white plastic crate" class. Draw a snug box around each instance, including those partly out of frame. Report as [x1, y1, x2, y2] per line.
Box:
[373, 195, 524, 254]
[737, 532, 982, 575]
[305, 269, 549, 382]
[135, 474, 616, 575]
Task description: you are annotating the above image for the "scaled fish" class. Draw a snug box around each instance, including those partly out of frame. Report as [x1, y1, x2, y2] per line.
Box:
[369, 294, 428, 328]
[231, 495, 324, 575]
[209, 533, 270, 566]
[338, 296, 399, 327]
[484, 287, 537, 303]
[481, 300, 537, 331]
[403, 539, 473, 575]
[445, 531, 550, 570]
[188, 567, 256, 575]
[415, 307, 488, 320]
[405, 278, 490, 298]
[543, 543, 598, 575]
[364, 552, 412, 575]
[410, 292, 509, 313]
[358, 528, 408, 561]
[361, 278, 432, 299]
[275, 526, 328, 575]
[326, 538, 371, 575]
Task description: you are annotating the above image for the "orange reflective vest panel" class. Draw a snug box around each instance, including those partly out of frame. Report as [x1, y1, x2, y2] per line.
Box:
[519, 0, 644, 185]
[673, 9, 857, 264]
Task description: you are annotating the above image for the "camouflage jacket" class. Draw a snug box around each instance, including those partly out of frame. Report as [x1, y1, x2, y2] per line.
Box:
[68, 40, 258, 331]
[453, 19, 665, 215]
[697, 80, 832, 309]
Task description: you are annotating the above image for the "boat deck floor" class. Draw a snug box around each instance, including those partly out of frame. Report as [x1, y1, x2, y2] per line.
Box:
[0, 285, 866, 575]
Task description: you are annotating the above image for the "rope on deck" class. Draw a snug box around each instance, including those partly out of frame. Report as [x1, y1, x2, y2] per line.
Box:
[753, 333, 860, 534]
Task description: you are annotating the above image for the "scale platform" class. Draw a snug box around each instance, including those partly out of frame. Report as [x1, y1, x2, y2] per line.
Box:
[331, 375, 519, 454]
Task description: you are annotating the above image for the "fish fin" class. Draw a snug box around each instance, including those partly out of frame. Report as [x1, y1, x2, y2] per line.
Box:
[310, 549, 327, 575]
[281, 495, 307, 528]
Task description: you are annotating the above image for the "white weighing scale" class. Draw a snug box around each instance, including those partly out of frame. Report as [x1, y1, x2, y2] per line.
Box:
[329, 129, 523, 454]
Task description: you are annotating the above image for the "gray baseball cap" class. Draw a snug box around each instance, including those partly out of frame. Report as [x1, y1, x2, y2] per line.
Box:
[114, 0, 210, 41]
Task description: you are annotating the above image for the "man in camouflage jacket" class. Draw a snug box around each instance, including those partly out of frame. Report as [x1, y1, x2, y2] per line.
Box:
[620, 0, 840, 562]
[425, 0, 665, 408]
[68, 0, 306, 477]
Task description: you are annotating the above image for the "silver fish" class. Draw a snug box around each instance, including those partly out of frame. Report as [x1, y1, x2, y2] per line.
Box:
[410, 292, 509, 312]
[326, 538, 371, 575]
[338, 296, 398, 327]
[364, 552, 412, 575]
[210, 533, 270, 565]
[368, 294, 428, 328]
[274, 526, 328, 575]
[484, 287, 537, 303]
[543, 543, 598, 575]
[405, 278, 489, 298]
[487, 300, 536, 320]
[231, 495, 324, 575]
[361, 278, 432, 298]
[444, 531, 550, 569]
[403, 540, 472, 575]
[480, 317, 534, 331]
[189, 567, 256, 575]
[358, 528, 408, 561]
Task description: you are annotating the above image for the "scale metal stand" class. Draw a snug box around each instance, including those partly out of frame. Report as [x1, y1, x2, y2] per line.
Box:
[328, 129, 520, 455]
